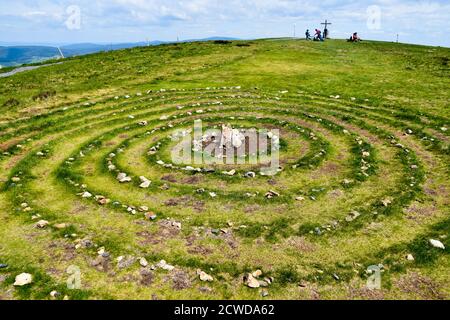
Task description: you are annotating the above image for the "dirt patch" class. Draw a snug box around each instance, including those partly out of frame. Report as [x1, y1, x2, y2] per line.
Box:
[70, 202, 90, 214]
[171, 270, 192, 290]
[187, 245, 214, 256]
[140, 269, 154, 286]
[183, 176, 202, 184]
[395, 272, 446, 300]
[327, 189, 344, 199]
[404, 202, 437, 220]
[161, 174, 178, 183]
[347, 284, 385, 300]
[244, 204, 261, 213]
[164, 196, 204, 212]
[285, 236, 316, 252]
[136, 222, 180, 246]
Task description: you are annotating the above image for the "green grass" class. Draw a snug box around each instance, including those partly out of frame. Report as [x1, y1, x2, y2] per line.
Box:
[0, 39, 448, 300]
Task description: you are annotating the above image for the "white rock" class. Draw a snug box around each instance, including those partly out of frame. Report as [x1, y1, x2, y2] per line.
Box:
[14, 273, 33, 286]
[244, 273, 260, 288]
[197, 269, 213, 282]
[139, 257, 148, 267]
[117, 172, 132, 183]
[36, 220, 49, 228]
[222, 169, 236, 176]
[156, 260, 175, 271]
[81, 191, 92, 198]
[139, 176, 151, 188]
[245, 171, 256, 178]
[429, 239, 445, 249]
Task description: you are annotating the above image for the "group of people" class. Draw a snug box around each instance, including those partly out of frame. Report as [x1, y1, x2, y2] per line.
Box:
[305, 29, 362, 42]
[305, 28, 327, 41]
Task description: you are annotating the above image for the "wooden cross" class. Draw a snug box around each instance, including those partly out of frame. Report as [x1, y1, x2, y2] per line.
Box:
[321, 20, 332, 38]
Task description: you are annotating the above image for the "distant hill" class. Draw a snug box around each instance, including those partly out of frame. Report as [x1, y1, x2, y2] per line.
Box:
[0, 37, 239, 67]
[0, 46, 60, 67]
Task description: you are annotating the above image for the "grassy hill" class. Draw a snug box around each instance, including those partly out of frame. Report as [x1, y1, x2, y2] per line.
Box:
[0, 39, 448, 300]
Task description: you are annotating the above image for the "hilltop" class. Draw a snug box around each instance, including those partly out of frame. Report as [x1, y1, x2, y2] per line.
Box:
[0, 39, 448, 300]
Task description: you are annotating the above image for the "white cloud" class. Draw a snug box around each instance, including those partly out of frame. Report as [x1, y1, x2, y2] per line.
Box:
[0, 0, 448, 46]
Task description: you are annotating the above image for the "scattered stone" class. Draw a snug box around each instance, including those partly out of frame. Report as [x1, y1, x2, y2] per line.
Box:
[50, 290, 60, 298]
[54, 223, 68, 229]
[222, 169, 236, 176]
[139, 176, 151, 188]
[197, 269, 213, 282]
[345, 210, 361, 222]
[381, 198, 392, 207]
[96, 196, 110, 205]
[156, 259, 175, 271]
[11, 177, 21, 182]
[252, 269, 262, 278]
[117, 256, 136, 269]
[36, 220, 49, 228]
[265, 190, 280, 199]
[406, 254, 415, 261]
[244, 273, 260, 288]
[295, 196, 305, 201]
[342, 179, 353, 185]
[209, 192, 217, 198]
[244, 171, 256, 178]
[0, 263, 8, 269]
[144, 212, 157, 220]
[117, 172, 132, 183]
[138, 206, 149, 212]
[429, 239, 445, 250]
[13, 273, 32, 286]
[261, 289, 269, 297]
[81, 191, 92, 198]
[139, 257, 148, 267]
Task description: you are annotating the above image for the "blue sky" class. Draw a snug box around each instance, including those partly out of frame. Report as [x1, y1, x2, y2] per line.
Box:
[0, 0, 449, 47]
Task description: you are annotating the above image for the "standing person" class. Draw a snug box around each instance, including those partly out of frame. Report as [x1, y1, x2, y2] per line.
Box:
[324, 28, 329, 39]
[305, 29, 311, 40]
